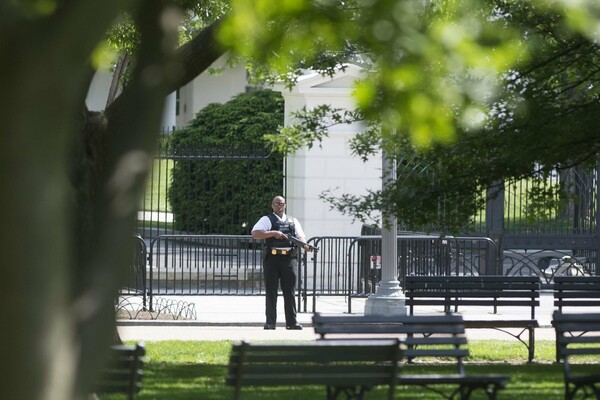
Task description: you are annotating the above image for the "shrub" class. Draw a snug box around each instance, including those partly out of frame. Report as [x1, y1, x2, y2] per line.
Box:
[169, 89, 285, 234]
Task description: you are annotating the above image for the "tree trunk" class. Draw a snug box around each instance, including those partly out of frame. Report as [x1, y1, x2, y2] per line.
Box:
[0, 2, 226, 399]
[106, 53, 129, 108]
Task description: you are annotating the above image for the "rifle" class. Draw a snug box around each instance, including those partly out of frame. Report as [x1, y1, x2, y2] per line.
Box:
[285, 234, 319, 253]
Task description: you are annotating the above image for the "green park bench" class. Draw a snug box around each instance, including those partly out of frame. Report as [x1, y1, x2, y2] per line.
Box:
[553, 276, 600, 312]
[552, 311, 600, 399]
[93, 342, 146, 400]
[226, 339, 402, 399]
[552, 276, 600, 361]
[312, 313, 509, 400]
[405, 275, 540, 362]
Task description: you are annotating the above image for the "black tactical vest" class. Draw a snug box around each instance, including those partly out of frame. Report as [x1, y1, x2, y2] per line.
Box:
[266, 214, 297, 249]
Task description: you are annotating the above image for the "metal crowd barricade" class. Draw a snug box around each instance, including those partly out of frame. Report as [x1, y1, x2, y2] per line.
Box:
[451, 236, 500, 276]
[298, 236, 358, 312]
[346, 235, 449, 313]
[338, 235, 499, 313]
[148, 235, 265, 309]
[139, 233, 500, 314]
[119, 234, 148, 308]
[299, 235, 500, 314]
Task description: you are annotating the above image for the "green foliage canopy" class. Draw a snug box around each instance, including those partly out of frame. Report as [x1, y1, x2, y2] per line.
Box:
[220, 0, 528, 146]
[219, 0, 600, 232]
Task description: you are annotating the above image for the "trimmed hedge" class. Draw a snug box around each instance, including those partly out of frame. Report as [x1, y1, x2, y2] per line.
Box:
[168, 89, 285, 234]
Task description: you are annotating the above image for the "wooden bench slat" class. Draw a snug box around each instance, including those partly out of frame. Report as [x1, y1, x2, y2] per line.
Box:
[236, 365, 395, 377]
[407, 300, 538, 308]
[406, 284, 539, 289]
[561, 348, 600, 356]
[553, 276, 600, 311]
[231, 375, 395, 388]
[552, 312, 600, 322]
[403, 349, 470, 359]
[405, 337, 468, 346]
[315, 323, 466, 335]
[555, 291, 600, 297]
[463, 320, 540, 328]
[405, 290, 539, 295]
[406, 276, 538, 282]
[313, 314, 467, 336]
[234, 350, 396, 363]
[235, 366, 395, 377]
[555, 300, 600, 308]
[556, 323, 600, 332]
[399, 374, 508, 385]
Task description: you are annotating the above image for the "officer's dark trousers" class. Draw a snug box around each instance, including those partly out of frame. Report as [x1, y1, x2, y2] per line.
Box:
[264, 253, 298, 326]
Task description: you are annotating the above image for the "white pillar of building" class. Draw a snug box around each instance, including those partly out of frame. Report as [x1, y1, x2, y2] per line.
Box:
[364, 151, 406, 316]
[161, 92, 177, 132]
[274, 65, 382, 238]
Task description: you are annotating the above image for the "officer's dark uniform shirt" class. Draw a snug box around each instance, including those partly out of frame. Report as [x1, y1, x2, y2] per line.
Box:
[265, 214, 297, 250]
[251, 213, 306, 248]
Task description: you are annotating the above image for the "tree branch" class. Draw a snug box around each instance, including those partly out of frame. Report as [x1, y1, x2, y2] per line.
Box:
[105, 18, 227, 119]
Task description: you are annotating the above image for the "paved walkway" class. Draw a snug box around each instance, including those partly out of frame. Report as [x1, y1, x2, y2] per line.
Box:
[117, 291, 567, 342]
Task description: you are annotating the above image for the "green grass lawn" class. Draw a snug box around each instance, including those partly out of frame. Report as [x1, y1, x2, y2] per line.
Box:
[142, 159, 173, 213]
[99, 339, 600, 400]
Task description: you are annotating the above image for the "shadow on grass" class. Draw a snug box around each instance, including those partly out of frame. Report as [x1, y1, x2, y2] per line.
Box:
[135, 363, 326, 400]
[99, 362, 571, 400]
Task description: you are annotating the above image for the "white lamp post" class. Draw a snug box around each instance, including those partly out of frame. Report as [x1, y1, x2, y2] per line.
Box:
[364, 150, 406, 316]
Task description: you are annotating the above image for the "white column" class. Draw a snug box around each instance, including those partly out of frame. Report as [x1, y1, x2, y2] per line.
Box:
[161, 92, 177, 132]
[364, 150, 406, 316]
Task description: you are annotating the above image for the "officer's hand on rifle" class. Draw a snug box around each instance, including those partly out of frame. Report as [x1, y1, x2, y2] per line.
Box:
[273, 231, 287, 240]
[282, 233, 319, 253]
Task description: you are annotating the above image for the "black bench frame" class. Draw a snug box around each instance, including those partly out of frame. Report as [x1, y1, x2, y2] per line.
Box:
[94, 342, 146, 400]
[552, 311, 600, 400]
[312, 313, 509, 400]
[226, 339, 403, 400]
[405, 275, 540, 362]
[554, 276, 600, 312]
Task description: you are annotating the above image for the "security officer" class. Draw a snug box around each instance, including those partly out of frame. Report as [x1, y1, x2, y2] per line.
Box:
[251, 196, 310, 330]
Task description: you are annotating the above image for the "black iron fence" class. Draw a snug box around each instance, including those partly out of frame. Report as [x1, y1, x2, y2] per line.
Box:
[134, 143, 599, 292]
[503, 166, 597, 235]
[137, 143, 284, 241]
[123, 234, 512, 311]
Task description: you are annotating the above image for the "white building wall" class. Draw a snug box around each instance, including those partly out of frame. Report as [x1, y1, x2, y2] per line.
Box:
[176, 55, 248, 128]
[86, 70, 178, 132]
[277, 66, 382, 238]
[86, 55, 248, 130]
[177, 83, 194, 126]
[85, 71, 112, 111]
[162, 92, 177, 132]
